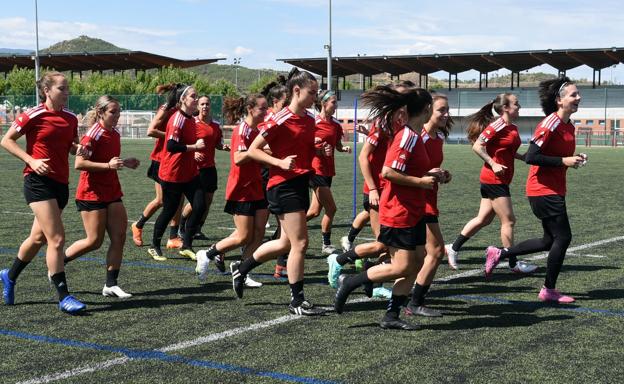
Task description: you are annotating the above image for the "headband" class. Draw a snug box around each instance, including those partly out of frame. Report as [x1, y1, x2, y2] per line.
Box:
[321, 90, 336, 103]
[557, 82, 569, 96]
[179, 85, 192, 102]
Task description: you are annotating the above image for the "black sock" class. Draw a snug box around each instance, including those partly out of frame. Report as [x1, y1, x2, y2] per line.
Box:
[347, 226, 362, 243]
[506, 249, 518, 268]
[336, 249, 359, 266]
[289, 280, 305, 306]
[136, 214, 149, 229]
[8, 258, 30, 282]
[206, 244, 220, 260]
[384, 295, 408, 321]
[50, 272, 70, 301]
[322, 231, 332, 246]
[452, 234, 470, 252]
[238, 257, 262, 276]
[277, 254, 288, 267]
[411, 283, 430, 306]
[180, 216, 188, 234]
[169, 225, 179, 239]
[106, 269, 120, 287]
[343, 272, 373, 294]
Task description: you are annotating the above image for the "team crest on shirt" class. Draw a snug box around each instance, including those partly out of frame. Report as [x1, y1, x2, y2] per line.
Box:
[18, 116, 23, 122]
[399, 154, 407, 160]
[485, 129, 491, 135]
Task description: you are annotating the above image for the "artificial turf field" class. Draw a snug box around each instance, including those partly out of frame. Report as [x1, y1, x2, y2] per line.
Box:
[0, 139, 622, 384]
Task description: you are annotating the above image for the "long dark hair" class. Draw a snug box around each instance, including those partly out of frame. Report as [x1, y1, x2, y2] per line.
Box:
[286, 68, 317, 101]
[465, 93, 514, 142]
[156, 83, 192, 110]
[223, 94, 265, 124]
[261, 75, 287, 107]
[360, 84, 432, 135]
[539, 76, 573, 116]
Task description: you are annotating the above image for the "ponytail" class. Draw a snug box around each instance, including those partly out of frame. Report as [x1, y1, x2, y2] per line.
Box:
[465, 93, 513, 142]
[223, 94, 265, 124]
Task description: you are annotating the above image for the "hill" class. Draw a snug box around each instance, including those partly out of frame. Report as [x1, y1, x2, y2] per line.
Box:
[41, 35, 128, 54]
[0, 48, 33, 55]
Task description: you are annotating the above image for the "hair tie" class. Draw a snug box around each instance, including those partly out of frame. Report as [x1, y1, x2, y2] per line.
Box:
[557, 82, 569, 96]
[179, 85, 191, 102]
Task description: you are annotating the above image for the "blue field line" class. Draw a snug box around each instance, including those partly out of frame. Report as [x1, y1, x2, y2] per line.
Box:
[0, 328, 339, 384]
[451, 295, 624, 318]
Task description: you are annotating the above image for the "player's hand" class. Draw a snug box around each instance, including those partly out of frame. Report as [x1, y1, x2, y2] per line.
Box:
[29, 158, 50, 175]
[279, 155, 297, 170]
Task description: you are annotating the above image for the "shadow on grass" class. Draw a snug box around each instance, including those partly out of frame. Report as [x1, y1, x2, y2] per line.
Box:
[581, 288, 624, 301]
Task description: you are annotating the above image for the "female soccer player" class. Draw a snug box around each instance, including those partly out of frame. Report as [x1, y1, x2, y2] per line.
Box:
[179, 95, 230, 240]
[195, 94, 268, 288]
[0, 71, 88, 313]
[485, 77, 584, 303]
[229, 68, 325, 316]
[148, 84, 206, 261]
[446, 93, 536, 274]
[404, 93, 452, 317]
[306, 90, 351, 254]
[63, 96, 140, 298]
[334, 85, 439, 330]
[131, 85, 184, 252]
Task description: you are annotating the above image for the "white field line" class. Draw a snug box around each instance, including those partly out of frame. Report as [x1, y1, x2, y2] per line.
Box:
[16, 235, 624, 384]
[568, 253, 607, 258]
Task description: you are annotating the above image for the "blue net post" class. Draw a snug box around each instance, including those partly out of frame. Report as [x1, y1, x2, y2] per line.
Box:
[352, 97, 358, 220]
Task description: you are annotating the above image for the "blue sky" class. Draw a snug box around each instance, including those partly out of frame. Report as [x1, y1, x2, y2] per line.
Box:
[2, 0, 623, 83]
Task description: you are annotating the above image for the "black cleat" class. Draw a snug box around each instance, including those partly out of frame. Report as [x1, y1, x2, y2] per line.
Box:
[334, 275, 350, 314]
[230, 261, 245, 299]
[404, 303, 443, 317]
[379, 318, 419, 331]
[288, 300, 325, 316]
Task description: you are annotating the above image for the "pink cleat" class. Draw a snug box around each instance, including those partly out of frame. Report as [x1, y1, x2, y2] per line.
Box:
[484, 246, 501, 277]
[538, 287, 575, 304]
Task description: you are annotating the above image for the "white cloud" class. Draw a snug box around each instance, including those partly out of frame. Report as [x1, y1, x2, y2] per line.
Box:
[234, 46, 253, 56]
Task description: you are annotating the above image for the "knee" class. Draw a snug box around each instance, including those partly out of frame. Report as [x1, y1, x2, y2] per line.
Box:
[46, 234, 66, 250]
[110, 231, 126, 247]
[289, 237, 308, 253]
[502, 215, 516, 228]
[86, 235, 105, 250]
[31, 232, 47, 246]
[307, 209, 320, 219]
[324, 202, 337, 217]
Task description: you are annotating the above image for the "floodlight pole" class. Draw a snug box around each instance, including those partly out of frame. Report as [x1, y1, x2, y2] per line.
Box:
[34, 0, 40, 103]
[326, 0, 333, 90]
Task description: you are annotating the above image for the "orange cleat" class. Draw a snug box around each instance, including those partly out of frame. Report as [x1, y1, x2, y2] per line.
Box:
[131, 223, 143, 247]
[166, 237, 183, 249]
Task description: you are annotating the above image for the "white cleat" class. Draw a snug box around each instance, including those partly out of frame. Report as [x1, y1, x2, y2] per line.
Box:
[244, 275, 263, 288]
[445, 244, 459, 270]
[510, 260, 538, 274]
[340, 236, 353, 252]
[322, 244, 337, 255]
[102, 285, 132, 299]
[195, 249, 210, 283]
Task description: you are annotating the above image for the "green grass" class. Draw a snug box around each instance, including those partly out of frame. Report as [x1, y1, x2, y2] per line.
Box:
[0, 141, 623, 384]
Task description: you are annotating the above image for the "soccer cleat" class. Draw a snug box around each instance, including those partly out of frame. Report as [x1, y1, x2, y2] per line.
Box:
[510, 261, 538, 274]
[404, 303, 443, 317]
[484, 246, 502, 277]
[363, 280, 374, 298]
[179, 248, 197, 261]
[166, 237, 183, 249]
[212, 253, 226, 273]
[131, 223, 143, 247]
[445, 244, 459, 270]
[372, 286, 392, 299]
[354, 259, 364, 272]
[244, 275, 263, 288]
[59, 295, 86, 314]
[195, 250, 210, 283]
[538, 287, 575, 304]
[148, 247, 167, 261]
[102, 285, 132, 299]
[230, 261, 245, 299]
[326, 253, 343, 288]
[379, 317, 419, 331]
[193, 231, 209, 240]
[273, 264, 287, 279]
[288, 300, 326, 316]
[1, 269, 15, 305]
[340, 236, 353, 252]
[321, 244, 337, 255]
[334, 275, 351, 314]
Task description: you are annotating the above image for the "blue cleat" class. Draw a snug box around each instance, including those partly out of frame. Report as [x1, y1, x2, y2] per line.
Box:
[59, 295, 86, 314]
[1, 269, 15, 305]
[326, 254, 343, 288]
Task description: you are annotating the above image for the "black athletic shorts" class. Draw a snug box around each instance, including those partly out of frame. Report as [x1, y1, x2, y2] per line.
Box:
[309, 174, 333, 188]
[76, 198, 123, 212]
[424, 214, 439, 224]
[528, 195, 567, 219]
[199, 166, 218, 193]
[224, 199, 268, 216]
[362, 193, 370, 211]
[267, 174, 310, 215]
[378, 218, 427, 250]
[23, 173, 69, 210]
[480, 183, 511, 199]
[147, 160, 161, 183]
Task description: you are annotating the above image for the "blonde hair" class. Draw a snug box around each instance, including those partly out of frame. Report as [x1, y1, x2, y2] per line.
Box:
[36, 71, 65, 103]
[85, 95, 120, 127]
